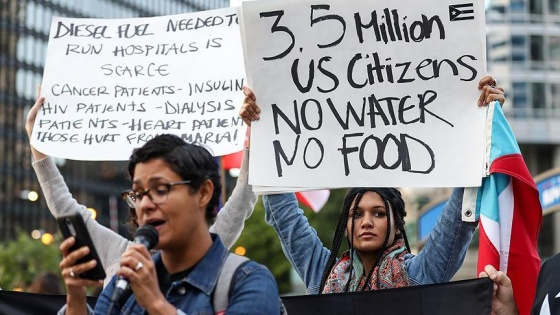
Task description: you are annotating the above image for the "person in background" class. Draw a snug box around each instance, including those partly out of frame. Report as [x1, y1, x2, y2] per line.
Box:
[27, 272, 63, 295]
[26, 88, 257, 287]
[58, 134, 280, 314]
[239, 76, 506, 294]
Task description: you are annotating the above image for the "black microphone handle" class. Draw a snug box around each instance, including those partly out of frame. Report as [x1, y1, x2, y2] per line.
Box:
[110, 225, 158, 304]
[113, 236, 153, 294]
[106, 225, 158, 315]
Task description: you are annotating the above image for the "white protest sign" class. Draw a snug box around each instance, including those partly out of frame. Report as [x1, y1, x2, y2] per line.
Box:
[34, 7, 246, 160]
[241, 0, 487, 189]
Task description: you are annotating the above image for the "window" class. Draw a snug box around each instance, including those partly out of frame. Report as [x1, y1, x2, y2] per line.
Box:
[511, 0, 526, 12]
[532, 82, 546, 117]
[550, 83, 560, 114]
[530, 36, 544, 69]
[551, 0, 560, 13]
[549, 36, 560, 61]
[512, 82, 528, 117]
[531, 35, 544, 61]
[530, 0, 544, 14]
[511, 35, 527, 64]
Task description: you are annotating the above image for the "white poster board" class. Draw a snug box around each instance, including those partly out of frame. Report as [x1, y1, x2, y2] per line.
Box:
[241, 0, 487, 190]
[33, 7, 246, 160]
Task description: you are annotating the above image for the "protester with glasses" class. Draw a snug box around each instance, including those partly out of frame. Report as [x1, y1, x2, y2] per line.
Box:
[25, 88, 258, 287]
[122, 180, 193, 208]
[54, 133, 279, 314]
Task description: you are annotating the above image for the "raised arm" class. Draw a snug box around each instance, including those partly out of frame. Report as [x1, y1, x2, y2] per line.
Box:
[209, 147, 257, 249]
[263, 193, 331, 294]
[405, 188, 477, 284]
[26, 92, 130, 285]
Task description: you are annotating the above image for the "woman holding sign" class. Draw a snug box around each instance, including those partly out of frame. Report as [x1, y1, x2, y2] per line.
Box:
[25, 87, 258, 287]
[239, 76, 505, 294]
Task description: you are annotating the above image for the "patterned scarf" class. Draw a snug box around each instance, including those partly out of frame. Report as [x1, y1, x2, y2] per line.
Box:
[322, 238, 410, 293]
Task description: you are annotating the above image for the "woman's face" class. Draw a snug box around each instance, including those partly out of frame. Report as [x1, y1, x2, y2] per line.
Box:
[347, 191, 398, 257]
[132, 158, 209, 251]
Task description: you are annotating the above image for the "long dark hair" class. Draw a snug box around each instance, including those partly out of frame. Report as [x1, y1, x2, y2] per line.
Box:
[319, 188, 411, 293]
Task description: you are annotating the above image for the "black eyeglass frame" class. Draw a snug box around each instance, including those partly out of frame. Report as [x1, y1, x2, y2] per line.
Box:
[121, 180, 192, 209]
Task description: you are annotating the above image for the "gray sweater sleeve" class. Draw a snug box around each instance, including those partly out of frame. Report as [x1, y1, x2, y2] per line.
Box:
[32, 156, 131, 286]
[209, 148, 257, 249]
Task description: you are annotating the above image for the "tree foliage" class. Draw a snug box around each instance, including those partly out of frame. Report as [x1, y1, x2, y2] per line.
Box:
[0, 230, 61, 290]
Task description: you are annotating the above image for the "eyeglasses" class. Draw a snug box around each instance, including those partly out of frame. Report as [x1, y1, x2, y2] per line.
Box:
[121, 180, 191, 209]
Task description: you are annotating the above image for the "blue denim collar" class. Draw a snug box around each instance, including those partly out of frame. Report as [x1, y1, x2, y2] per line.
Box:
[152, 233, 228, 296]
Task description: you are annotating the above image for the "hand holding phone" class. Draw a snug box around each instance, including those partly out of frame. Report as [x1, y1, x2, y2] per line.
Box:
[57, 213, 106, 281]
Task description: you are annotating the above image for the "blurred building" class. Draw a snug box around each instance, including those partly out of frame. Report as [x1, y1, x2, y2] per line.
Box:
[486, 0, 560, 259]
[0, 0, 228, 241]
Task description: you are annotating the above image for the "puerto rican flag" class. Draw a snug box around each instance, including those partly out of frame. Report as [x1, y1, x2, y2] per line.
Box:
[473, 101, 542, 315]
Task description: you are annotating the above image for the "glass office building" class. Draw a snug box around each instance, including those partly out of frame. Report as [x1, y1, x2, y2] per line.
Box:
[486, 0, 560, 257]
[0, 0, 228, 240]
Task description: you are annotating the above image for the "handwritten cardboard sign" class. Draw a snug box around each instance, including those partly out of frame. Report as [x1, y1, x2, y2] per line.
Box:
[33, 7, 246, 160]
[241, 0, 488, 189]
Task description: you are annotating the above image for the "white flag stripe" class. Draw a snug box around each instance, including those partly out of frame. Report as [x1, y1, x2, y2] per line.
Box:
[480, 178, 514, 273]
[497, 180, 514, 272]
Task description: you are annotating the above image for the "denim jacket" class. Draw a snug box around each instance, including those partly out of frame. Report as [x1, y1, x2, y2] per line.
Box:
[263, 188, 477, 294]
[69, 234, 279, 315]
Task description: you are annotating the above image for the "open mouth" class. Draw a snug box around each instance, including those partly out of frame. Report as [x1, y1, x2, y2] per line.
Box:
[146, 219, 165, 228]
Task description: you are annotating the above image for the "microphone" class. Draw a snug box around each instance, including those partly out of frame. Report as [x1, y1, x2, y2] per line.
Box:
[110, 224, 159, 305]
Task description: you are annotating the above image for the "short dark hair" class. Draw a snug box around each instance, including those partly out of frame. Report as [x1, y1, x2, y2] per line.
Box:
[126, 134, 221, 229]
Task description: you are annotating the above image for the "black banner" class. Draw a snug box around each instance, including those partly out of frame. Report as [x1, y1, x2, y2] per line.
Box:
[0, 278, 491, 314]
[0, 290, 96, 315]
[282, 278, 492, 315]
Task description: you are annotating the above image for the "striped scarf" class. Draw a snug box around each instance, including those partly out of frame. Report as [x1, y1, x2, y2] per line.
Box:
[322, 238, 410, 293]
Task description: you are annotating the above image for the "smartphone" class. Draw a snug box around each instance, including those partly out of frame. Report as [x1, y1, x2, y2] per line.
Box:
[57, 213, 106, 280]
